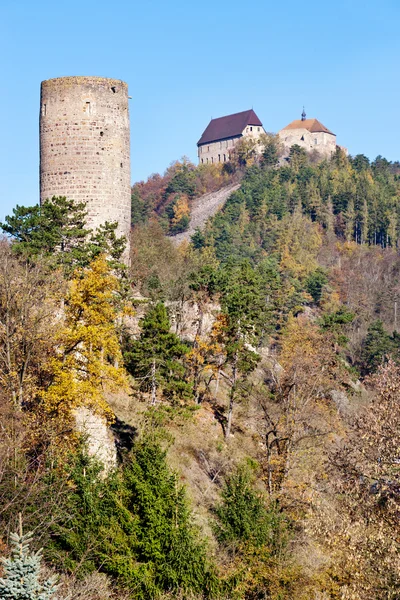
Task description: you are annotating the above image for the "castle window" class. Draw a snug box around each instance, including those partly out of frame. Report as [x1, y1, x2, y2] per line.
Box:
[211, 157, 213, 163]
[111, 86, 116, 93]
[223, 154, 226, 162]
[201, 158, 204, 164]
[120, 163, 123, 168]
[218, 154, 221, 162]
[85, 102, 91, 115]
[220, 142, 222, 149]
[300, 135, 305, 141]
[41, 104, 46, 117]
[314, 138, 318, 145]
[250, 127, 253, 131]
[100, 131, 104, 136]
[258, 127, 260, 132]
[207, 146, 210, 152]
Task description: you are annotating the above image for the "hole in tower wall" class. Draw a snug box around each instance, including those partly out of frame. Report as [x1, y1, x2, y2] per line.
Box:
[111, 86, 116, 93]
[120, 163, 123, 168]
[100, 131, 104, 136]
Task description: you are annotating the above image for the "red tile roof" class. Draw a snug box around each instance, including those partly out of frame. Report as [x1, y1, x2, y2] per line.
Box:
[197, 109, 263, 146]
[281, 118, 334, 135]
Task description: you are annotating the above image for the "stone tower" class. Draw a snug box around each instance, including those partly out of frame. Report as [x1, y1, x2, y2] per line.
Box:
[39, 76, 131, 255]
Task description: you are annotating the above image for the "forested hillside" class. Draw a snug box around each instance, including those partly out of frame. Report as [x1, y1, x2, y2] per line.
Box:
[1, 141, 400, 599]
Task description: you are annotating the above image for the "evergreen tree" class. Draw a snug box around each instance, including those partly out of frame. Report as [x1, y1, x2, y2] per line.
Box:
[387, 208, 398, 248]
[360, 320, 399, 375]
[260, 133, 281, 167]
[49, 444, 215, 599]
[124, 303, 192, 403]
[0, 519, 57, 600]
[344, 198, 355, 242]
[218, 262, 268, 437]
[214, 466, 284, 549]
[0, 197, 89, 265]
[305, 268, 328, 304]
[288, 144, 308, 172]
[1, 197, 127, 275]
[359, 198, 369, 244]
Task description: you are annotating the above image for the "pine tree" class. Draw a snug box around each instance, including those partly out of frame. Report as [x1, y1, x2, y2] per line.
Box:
[0, 197, 127, 275]
[0, 517, 57, 599]
[345, 198, 355, 242]
[124, 302, 192, 403]
[218, 262, 267, 438]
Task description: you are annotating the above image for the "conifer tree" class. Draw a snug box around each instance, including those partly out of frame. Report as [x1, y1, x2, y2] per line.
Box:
[0, 518, 57, 599]
[0, 197, 127, 275]
[218, 262, 267, 438]
[344, 198, 355, 242]
[124, 302, 192, 403]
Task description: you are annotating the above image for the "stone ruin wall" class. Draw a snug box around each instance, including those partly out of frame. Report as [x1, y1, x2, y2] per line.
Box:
[39, 76, 131, 254]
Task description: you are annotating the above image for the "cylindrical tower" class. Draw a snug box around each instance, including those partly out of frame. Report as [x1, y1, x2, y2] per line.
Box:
[40, 76, 131, 252]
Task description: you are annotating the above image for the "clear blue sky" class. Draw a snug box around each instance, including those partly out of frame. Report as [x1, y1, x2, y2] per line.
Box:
[1, 0, 399, 220]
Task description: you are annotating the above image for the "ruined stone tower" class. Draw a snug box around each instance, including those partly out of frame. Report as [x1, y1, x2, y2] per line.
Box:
[39, 76, 131, 255]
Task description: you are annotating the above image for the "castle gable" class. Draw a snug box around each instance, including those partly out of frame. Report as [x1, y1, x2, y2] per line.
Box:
[197, 109, 263, 146]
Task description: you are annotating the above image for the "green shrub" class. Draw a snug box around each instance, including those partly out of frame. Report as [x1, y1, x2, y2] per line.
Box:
[48, 441, 216, 599]
[213, 466, 287, 551]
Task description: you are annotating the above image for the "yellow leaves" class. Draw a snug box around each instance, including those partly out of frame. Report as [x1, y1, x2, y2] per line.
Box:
[68, 255, 119, 325]
[280, 314, 324, 367]
[41, 255, 129, 424]
[278, 212, 322, 280]
[171, 194, 190, 227]
[320, 288, 341, 313]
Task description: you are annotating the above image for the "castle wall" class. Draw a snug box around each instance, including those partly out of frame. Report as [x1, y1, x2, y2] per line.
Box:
[40, 76, 131, 256]
[198, 126, 265, 165]
[198, 136, 238, 165]
[278, 128, 336, 156]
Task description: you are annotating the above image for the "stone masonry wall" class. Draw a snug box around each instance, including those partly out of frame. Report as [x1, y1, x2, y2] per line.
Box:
[40, 76, 131, 255]
[198, 125, 265, 165]
[278, 128, 336, 157]
[198, 136, 239, 165]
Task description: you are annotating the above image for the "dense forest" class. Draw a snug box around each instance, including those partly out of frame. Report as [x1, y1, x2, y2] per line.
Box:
[1, 139, 400, 599]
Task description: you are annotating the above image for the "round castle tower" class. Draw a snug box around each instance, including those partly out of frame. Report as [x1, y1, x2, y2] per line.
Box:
[39, 76, 131, 252]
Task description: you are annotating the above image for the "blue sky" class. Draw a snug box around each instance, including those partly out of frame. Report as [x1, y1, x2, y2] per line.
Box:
[1, 0, 399, 220]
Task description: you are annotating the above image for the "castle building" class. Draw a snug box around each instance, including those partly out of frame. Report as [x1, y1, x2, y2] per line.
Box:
[197, 109, 265, 165]
[39, 76, 131, 258]
[278, 109, 337, 156]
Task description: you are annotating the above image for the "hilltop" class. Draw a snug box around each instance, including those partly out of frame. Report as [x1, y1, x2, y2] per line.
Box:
[1, 139, 400, 599]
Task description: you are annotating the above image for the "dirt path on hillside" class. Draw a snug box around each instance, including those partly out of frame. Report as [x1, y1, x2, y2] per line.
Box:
[169, 182, 240, 245]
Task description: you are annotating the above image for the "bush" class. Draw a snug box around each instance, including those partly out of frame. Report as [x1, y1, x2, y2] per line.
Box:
[214, 465, 287, 551]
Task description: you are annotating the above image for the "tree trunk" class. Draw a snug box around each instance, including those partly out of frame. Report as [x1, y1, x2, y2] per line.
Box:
[225, 350, 238, 440]
[193, 304, 204, 404]
[151, 358, 157, 405]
